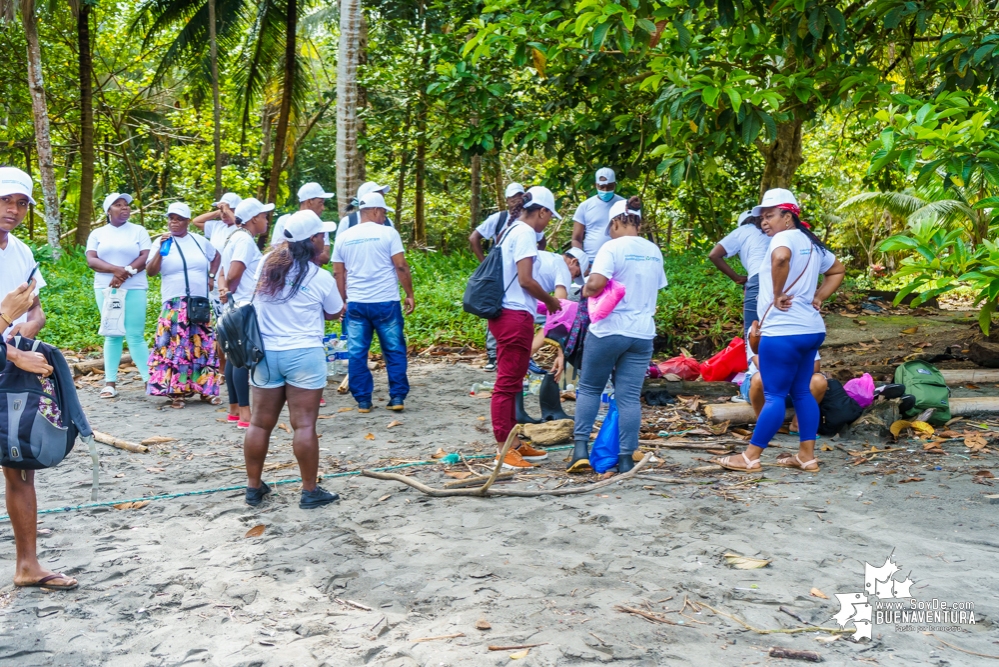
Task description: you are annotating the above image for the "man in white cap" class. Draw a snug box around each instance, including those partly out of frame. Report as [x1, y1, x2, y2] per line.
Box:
[270, 182, 336, 264]
[0, 167, 79, 591]
[336, 181, 396, 237]
[708, 210, 768, 332]
[331, 191, 414, 413]
[571, 167, 624, 264]
[193, 192, 242, 252]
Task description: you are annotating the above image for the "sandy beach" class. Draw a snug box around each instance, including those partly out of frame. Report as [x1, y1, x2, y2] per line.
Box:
[1, 358, 996, 666]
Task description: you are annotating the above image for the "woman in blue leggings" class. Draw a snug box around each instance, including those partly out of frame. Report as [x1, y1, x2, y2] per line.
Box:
[717, 188, 844, 473]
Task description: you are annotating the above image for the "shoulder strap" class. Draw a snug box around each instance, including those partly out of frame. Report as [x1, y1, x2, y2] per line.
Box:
[759, 244, 815, 327]
[348, 211, 359, 228]
[495, 211, 510, 240]
[173, 236, 194, 302]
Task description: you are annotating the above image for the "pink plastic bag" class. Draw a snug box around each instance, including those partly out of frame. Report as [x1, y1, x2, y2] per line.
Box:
[588, 279, 626, 323]
[843, 373, 875, 409]
[540, 299, 579, 338]
[657, 356, 701, 381]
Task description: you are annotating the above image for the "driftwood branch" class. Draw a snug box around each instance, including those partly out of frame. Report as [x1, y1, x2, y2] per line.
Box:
[93, 430, 148, 453]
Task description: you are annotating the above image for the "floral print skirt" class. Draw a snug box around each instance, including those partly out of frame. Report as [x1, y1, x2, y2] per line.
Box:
[146, 298, 220, 397]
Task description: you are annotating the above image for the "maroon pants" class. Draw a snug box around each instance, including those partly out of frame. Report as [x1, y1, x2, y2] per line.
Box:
[488, 308, 534, 443]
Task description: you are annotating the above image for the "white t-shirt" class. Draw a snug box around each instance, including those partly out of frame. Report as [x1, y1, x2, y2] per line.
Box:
[572, 193, 625, 263]
[476, 211, 544, 244]
[221, 229, 262, 305]
[534, 250, 571, 294]
[588, 236, 667, 340]
[0, 233, 45, 337]
[719, 223, 770, 278]
[331, 222, 405, 303]
[151, 233, 217, 303]
[272, 213, 329, 247]
[204, 218, 237, 252]
[756, 229, 836, 336]
[253, 263, 344, 351]
[86, 222, 152, 290]
[497, 221, 539, 314]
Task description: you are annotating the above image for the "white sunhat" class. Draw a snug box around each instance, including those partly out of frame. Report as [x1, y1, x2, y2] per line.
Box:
[358, 191, 396, 212]
[166, 202, 192, 219]
[504, 182, 526, 198]
[737, 210, 752, 225]
[0, 167, 36, 205]
[524, 186, 561, 219]
[751, 188, 798, 217]
[297, 182, 335, 202]
[233, 197, 275, 223]
[280, 209, 337, 242]
[102, 192, 133, 213]
[564, 247, 589, 276]
[213, 192, 241, 208]
[608, 198, 640, 222]
[357, 181, 391, 200]
[595, 167, 616, 184]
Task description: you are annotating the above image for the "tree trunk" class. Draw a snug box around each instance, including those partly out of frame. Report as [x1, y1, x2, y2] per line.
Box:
[414, 109, 426, 245]
[76, 1, 94, 246]
[756, 117, 804, 198]
[258, 106, 272, 200]
[469, 154, 481, 231]
[336, 0, 362, 216]
[23, 145, 34, 239]
[265, 0, 296, 204]
[492, 151, 504, 212]
[208, 0, 223, 201]
[394, 110, 411, 223]
[356, 7, 368, 183]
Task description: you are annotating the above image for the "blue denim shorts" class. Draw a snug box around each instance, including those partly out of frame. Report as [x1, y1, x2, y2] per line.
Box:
[251, 347, 327, 390]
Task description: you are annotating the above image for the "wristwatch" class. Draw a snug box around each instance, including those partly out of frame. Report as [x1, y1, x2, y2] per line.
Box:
[209, 272, 217, 279]
[124, 265, 137, 276]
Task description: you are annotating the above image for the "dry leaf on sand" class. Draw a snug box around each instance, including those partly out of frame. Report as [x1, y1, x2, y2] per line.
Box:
[965, 433, 988, 450]
[723, 553, 770, 569]
[889, 420, 934, 438]
[444, 471, 472, 480]
[475, 619, 492, 630]
[431, 447, 447, 459]
[899, 477, 925, 483]
[245, 525, 266, 538]
[338, 407, 353, 413]
[810, 587, 828, 599]
[387, 420, 403, 429]
[901, 327, 918, 334]
[364, 433, 375, 440]
[510, 649, 530, 659]
[114, 501, 150, 510]
[378, 494, 392, 502]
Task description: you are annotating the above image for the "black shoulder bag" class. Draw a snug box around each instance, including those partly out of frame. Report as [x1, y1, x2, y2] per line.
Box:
[174, 237, 213, 325]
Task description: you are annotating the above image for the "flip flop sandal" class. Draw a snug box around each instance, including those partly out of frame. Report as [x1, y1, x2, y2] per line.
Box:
[17, 573, 78, 591]
[775, 453, 820, 472]
[713, 452, 761, 473]
[99, 386, 118, 399]
[200, 395, 223, 405]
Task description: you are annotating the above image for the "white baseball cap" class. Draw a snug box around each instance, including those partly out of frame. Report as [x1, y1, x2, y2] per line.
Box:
[737, 210, 752, 225]
[358, 191, 395, 212]
[751, 188, 798, 216]
[357, 181, 391, 199]
[595, 167, 616, 184]
[213, 192, 241, 208]
[609, 199, 640, 221]
[166, 202, 192, 219]
[0, 167, 35, 205]
[102, 192, 133, 213]
[233, 197, 275, 223]
[524, 186, 561, 219]
[280, 209, 337, 242]
[298, 182, 334, 202]
[564, 247, 589, 278]
[504, 182, 525, 198]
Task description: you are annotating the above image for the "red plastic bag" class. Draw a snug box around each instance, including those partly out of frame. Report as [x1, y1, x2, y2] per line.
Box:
[700, 337, 749, 382]
[657, 356, 701, 381]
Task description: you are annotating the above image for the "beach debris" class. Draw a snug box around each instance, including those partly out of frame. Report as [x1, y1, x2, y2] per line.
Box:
[475, 619, 492, 630]
[698, 601, 850, 636]
[965, 432, 988, 451]
[614, 604, 677, 625]
[337, 375, 350, 394]
[145, 467, 165, 473]
[364, 433, 375, 440]
[768, 647, 821, 662]
[890, 420, 934, 438]
[113, 500, 150, 510]
[411, 632, 465, 643]
[521, 419, 574, 445]
[809, 588, 828, 600]
[509, 649, 530, 659]
[927, 631, 999, 659]
[723, 553, 771, 569]
[431, 447, 447, 459]
[334, 597, 372, 611]
[444, 471, 473, 480]
[244, 525, 266, 538]
[901, 327, 918, 334]
[899, 477, 925, 483]
[94, 431, 148, 453]
[487, 644, 546, 651]
[338, 407, 353, 413]
[140, 436, 176, 445]
[378, 494, 391, 502]
[387, 420, 403, 429]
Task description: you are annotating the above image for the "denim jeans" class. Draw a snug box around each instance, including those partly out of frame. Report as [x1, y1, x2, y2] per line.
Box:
[743, 273, 760, 334]
[346, 301, 410, 404]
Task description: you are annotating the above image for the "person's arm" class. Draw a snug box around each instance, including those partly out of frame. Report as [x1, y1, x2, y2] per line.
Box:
[86, 250, 132, 287]
[813, 258, 846, 311]
[317, 244, 331, 266]
[207, 251, 222, 291]
[770, 247, 792, 311]
[518, 257, 560, 313]
[5, 344, 52, 376]
[0, 281, 37, 328]
[333, 262, 347, 303]
[7, 296, 45, 340]
[582, 272, 608, 298]
[225, 260, 246, 300]
[554, 285, 568, 300]
[192, 210, 219, 231]
[469, 229, 486, 262]
[392, 253, 416, 315]
[708, 243, 746, 284]
[571, 221, 586, 250]
[144, 234, 170, 277]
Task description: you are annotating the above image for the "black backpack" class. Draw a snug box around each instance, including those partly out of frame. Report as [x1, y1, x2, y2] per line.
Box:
[462, 223, 518, 319]
[817, 378, 864, 435]
[216, 302, 266, 371]
[348, 211, 394, 229]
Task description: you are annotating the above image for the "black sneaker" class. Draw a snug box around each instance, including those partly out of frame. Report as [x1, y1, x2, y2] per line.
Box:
[300, 486, 340, 509]
[245, 481, 272, 506]
[484, 359, 497, 371]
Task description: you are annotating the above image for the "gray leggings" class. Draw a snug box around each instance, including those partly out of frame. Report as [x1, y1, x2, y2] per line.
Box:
[573, 332, 654, 455]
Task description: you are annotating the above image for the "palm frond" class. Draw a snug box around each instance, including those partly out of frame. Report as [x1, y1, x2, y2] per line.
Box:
[838, 190, 927, 217]
[908, 199, 977, 227]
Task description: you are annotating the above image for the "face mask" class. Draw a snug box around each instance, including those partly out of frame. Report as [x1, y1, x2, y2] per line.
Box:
[597, 190, 615, 202]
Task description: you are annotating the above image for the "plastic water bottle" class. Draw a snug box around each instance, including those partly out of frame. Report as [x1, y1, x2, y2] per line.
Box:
[324, 335, 337, 376]
[528, 373, 544, 395]
[159, 237, 173, 256]
[334, 335, 349, 375]
[595, 380, 614, 423]
[470, 381, 494, 396]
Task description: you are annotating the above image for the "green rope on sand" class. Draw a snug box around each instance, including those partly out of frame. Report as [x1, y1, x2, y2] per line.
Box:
[0, 445, 575, 522]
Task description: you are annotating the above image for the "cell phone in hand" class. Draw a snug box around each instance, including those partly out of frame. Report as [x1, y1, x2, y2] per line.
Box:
[26, 263, 39, 283]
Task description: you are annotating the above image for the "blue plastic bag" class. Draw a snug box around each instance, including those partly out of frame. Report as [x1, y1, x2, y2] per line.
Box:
[590, 398, 619, 474]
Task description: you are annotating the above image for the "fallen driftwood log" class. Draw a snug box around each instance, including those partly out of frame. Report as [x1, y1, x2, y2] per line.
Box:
[93, 430, 148, 453]
[768, 647, 822, 662]
[706, 397, 999, 425]
[940, 369, 999, 385]
[71, 354, 132, 377]
[639, 438, 736, 451]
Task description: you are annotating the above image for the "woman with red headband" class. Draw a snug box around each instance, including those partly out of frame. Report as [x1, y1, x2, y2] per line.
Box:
[716, 188, 845, 473]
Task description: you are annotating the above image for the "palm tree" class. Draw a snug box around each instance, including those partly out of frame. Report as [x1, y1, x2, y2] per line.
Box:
[207, 0, 222, 200]
[336, 0, 361, 216]
[75, 0, 95, 245]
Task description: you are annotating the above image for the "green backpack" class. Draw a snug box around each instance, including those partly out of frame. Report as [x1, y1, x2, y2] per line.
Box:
[893, 360, 951, 425]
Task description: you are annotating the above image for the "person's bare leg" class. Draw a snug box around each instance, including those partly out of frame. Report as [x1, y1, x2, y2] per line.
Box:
[530, 328, 545, 356]
[749, 374, 764, 417]
[239, 405, 251, 424]
[285, 385, 323, 491]
[795, 374, 828, 465]
[244, 386, 285, 489]
[4, 468, 76, 587]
